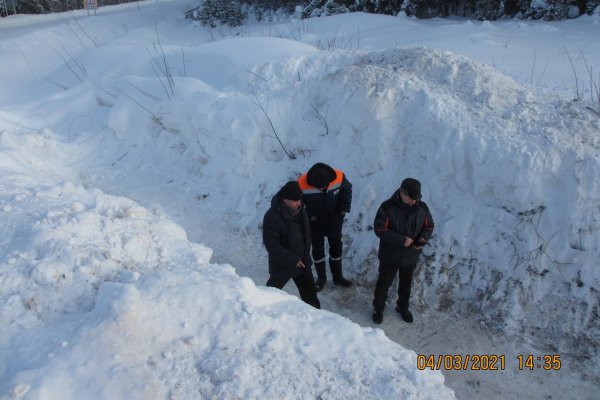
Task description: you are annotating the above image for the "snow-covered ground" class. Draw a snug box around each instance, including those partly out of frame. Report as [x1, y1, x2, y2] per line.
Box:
[1, 1, 599, 398]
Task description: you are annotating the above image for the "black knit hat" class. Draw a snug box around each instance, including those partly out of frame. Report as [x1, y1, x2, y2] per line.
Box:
[400, 178, 421, 200]
[280, 181, 303, 201]
[308, 166, 331, 188]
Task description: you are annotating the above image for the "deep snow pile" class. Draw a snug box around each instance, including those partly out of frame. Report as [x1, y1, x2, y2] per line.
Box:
[79, 40, 600, 365]
[2, 2, 600, 396]
[0, 168, 453, 398]
[237, 47, 600, 360]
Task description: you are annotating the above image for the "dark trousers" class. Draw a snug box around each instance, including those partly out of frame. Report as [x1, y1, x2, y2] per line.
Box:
[372, 262, 416, 312]
[267, 271, 321, 309]
[311, 230, 343, 263]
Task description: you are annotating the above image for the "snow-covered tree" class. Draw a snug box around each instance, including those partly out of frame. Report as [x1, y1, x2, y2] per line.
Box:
[16, 0, 45, 13]
[400, 0, 442, 17]
[474, 0, 502, 19]
[585, 0, 599, 13]
[196, 0, 245, 27]
[302, 0, 358, 18]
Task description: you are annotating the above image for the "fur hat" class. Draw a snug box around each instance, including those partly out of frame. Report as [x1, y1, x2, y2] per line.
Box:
[280, 181, 303, 201]
[400, 178, 421, 200]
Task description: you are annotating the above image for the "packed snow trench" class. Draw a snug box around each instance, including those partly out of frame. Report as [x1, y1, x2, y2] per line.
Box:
[1, 2, 600, 399]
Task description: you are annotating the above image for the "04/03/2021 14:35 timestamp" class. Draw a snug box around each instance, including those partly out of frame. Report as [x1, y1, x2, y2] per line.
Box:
[416, 354, 562, 371]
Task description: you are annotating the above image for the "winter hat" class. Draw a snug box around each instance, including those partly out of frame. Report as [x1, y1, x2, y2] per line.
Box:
[400, 178, 421, 200]
[281, 181, 303, 201]
[308, 166, 331, 188]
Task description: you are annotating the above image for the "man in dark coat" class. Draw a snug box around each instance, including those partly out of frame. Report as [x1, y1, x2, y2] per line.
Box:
[263, 181, 320, 309]
[372, 178, 434, 324]
[298, 163, 352, 291]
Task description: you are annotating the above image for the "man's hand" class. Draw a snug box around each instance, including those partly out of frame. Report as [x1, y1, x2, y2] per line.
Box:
[412, 239, 427, 249]
[403, 237, 414, 247]
[297, 260, 306, 268]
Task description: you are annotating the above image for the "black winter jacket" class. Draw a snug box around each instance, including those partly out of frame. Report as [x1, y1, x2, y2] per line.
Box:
[373, 189, 434, 266]
[298, 163, 352, 236]
[263, 192, 313, 280]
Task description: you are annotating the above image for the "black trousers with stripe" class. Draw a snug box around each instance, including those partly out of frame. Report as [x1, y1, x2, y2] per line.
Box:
[310, 229, 343, 263]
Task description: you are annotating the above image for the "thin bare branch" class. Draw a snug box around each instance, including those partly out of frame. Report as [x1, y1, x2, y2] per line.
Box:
[249, 94, 296, 159]
[310, 103, 329, 136]
[564, 46, 581, 101]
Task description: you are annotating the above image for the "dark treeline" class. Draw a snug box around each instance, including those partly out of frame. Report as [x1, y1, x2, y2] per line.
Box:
[1, 0, 140, 16]
[188, 0, 599, 27]
[259, 0, 599, 20]
[3, 0, 598, 22]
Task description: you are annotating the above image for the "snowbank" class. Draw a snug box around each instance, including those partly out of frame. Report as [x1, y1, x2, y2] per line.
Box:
[2, 2, 600, 396]
[72, 42, 600, 366]
[78, 39, 600, 364]
[0, 167, 453, 398]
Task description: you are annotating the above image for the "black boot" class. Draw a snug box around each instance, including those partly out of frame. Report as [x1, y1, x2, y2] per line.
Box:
[372, 309, 383, 324]
[395, 306, 413, 323]
[330, 258, 352, 287]
[314, 261, 327, 292]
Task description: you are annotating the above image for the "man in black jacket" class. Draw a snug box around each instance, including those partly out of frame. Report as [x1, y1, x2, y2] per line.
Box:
[372, 178, 434, 324]
[263, 181, 320, 309]
[298, 163, 353, 291]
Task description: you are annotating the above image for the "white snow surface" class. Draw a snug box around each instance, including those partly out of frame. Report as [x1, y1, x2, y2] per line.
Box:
[1, 1, 600, 399]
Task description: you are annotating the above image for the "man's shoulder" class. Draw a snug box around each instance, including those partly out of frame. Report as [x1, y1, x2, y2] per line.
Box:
[264, 205, 281, 221]
[341, 173, 351, 185]
[379, 198, 396, 210]
[416, 201, 431, 211]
